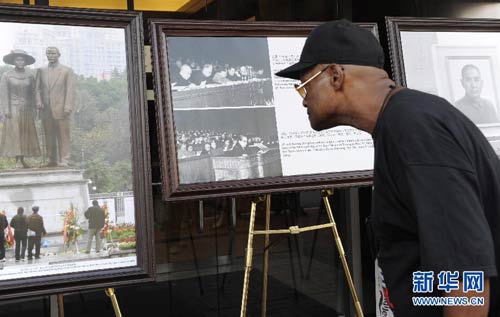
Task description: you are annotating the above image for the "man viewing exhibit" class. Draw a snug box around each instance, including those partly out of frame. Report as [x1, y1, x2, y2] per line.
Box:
[276, 19, 499, 316]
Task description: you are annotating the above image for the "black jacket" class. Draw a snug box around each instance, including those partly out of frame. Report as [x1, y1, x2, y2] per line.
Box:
[0, 214, 7, 233]
[27, 213, 46, 236]
[10, 214, 28, 236]
[85, 206, 105, 229]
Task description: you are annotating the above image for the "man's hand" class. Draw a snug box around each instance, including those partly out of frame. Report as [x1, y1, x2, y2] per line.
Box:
[444, 279, 490, 317]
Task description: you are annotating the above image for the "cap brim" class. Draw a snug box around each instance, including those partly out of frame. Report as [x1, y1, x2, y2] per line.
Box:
[275, 61, 316, 80]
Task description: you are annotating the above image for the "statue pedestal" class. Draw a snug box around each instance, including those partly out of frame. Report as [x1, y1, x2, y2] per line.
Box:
[0, 168, 90, 234]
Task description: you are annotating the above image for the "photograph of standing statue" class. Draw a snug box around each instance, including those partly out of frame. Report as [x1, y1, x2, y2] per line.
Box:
[0, 49, 40, 168]
[0, 22, 137, 280]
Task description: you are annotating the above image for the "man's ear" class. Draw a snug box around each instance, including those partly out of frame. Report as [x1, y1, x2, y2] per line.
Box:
[329, 64, 344, 90]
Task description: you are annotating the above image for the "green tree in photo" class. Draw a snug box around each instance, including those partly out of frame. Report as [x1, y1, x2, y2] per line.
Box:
[71, 70, 132, 193]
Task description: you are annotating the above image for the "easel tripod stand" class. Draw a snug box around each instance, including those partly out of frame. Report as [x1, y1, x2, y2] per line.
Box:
[240, 189, 364, 317]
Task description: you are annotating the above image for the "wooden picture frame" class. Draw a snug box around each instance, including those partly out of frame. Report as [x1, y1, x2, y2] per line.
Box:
[386, 17, 500, 140]
[150, 20, 378, 201]
[0, 4, 153, 298]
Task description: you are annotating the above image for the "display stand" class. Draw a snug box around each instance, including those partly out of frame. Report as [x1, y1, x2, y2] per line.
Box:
[49, 294, 63, 317]
[239, 189, 364, 317]
[50, 288, 122, 317]
[105, 288, 122, 317]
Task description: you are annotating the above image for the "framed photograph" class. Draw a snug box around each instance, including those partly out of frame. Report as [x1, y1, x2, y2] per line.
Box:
[0, 4, 153, 298]
[386, 17, 500, 147]
[150, 20, 378, 200]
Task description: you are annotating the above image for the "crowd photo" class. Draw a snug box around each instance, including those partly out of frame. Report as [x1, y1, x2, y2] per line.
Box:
[173, 107, 283, 184]
[166, 36, 274, 109]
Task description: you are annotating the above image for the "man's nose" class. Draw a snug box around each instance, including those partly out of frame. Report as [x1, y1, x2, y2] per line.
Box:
[302, 99, 308, 108]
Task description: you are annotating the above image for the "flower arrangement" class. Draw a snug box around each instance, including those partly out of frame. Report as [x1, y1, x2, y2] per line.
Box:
[109, 224, 135, 240]
[62, 204, 84, 246]
[5, 225, 14, 249]
[2, 210, 14, 249]
[118, 241, 136, 250]
[105, 224, 136, 251]
[100, 202, 112, 240]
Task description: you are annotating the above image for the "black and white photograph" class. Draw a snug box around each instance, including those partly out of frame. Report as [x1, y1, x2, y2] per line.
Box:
[394, 29, 500, 126]
[152, 20, 377, 200]
[167, 37, 274, 109]
[174, 107, 282, 184]
[166, 36, 281, 184]
[0, 21, 139, 282]
[433, 45, 500, 125]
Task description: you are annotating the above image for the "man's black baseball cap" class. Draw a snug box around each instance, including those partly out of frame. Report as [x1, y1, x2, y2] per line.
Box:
[275, 19, 384, 80]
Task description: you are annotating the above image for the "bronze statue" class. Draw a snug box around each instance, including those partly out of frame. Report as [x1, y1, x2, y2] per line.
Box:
[0, 49, 40, 168]
[36, 46, 75, 167]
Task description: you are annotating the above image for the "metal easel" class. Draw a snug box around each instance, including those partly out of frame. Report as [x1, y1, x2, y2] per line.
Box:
[240, 189, 364, 317]
[50, 288, 122, 317]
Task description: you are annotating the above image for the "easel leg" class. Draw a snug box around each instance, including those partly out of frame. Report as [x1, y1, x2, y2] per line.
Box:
[57, 294, 64, 317]
[231, 197, 237, 227]
[261, 194, 271, 317]
[105, 288, 122, 317]
[322, 189, 364, 317]
[197, 200, 204, 233]
[282, 209, 299, 300]
[240, 196, 263, 317]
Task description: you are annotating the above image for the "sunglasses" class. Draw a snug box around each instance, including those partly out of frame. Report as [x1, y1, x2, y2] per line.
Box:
[294, 64, 332, 99]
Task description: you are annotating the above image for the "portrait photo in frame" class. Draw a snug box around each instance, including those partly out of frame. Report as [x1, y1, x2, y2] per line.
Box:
[0, 4, 153, 298]
[150, 20, 379, 201]
[386, 17, 500, 150]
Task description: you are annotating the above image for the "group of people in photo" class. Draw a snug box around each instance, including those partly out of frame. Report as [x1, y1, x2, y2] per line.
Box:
[176, 130, 279, 159]
[0, 47, 74, 169]
[169, 58, 267, 89]
[0, 206, 46, 262]
[0, 200, 106, 265]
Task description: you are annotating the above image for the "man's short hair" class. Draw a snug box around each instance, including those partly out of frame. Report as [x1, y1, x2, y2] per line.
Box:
[461, 64, 481, 78]
[32, 206, 39, 213]
[92, 200, 99, 206]
[17, 207, 24, 213]
[46, 46, 60, 53]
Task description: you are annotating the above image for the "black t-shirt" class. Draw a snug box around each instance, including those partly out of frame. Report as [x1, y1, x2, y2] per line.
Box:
[372, 88, 500, 316]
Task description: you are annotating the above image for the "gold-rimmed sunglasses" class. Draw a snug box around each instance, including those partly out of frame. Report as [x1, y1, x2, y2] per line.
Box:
[294, 64, 332, 99]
